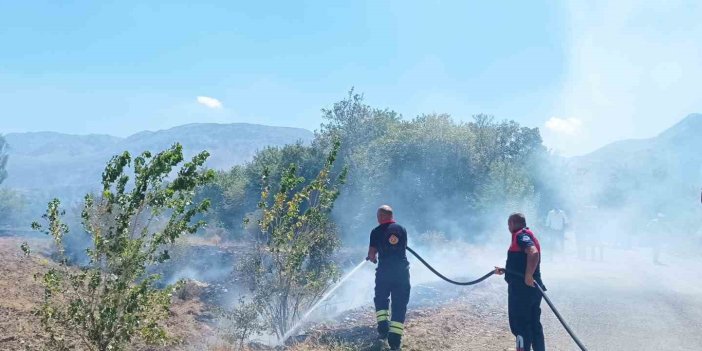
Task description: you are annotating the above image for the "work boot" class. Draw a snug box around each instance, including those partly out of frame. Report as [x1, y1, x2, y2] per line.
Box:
[377, 320, 389, 340]
[373, 336, 388, 350]
[388, 321, 404, 350]
[376, 309, 390, 338]
[388, 333, 402, 350]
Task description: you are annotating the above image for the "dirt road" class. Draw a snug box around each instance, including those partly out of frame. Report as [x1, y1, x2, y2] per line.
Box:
[292, 247, 702, 351]
[538, 251, 702, 351]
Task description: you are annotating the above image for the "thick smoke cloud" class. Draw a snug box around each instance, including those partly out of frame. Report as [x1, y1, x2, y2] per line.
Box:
[545, 0, 702, 156]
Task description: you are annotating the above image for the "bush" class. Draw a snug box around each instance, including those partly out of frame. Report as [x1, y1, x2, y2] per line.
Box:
[239, 140, 347, 338]
[25, 144, 214, 351]
[215, 297, 266, 350]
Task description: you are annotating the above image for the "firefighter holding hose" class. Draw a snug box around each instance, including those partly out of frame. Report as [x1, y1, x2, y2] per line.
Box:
[495, 213, 546, 351]
[366, 205, 410, 351]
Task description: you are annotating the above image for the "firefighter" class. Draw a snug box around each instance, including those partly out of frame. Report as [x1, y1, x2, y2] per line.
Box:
[545, 207, 568, 255]
[495, 213, 546, 351]
[646, 213, 668, 265]
[366, 205, 410, 350]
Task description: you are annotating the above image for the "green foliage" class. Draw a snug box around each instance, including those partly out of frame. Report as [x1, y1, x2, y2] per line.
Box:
[204, 90, 548, 241]
[317, 88, 401, 161]
[28, 143, 214, 351]
[328, 107, 544, 235]
[215, 297, 266, 350]
[201, 142, 330, 239]
[0, 188, 27, 226]
[240, 140, 347, 338]
[197, 166, 248, 229]
[0, 136, 20, 226]
[0, 134, 8, 185]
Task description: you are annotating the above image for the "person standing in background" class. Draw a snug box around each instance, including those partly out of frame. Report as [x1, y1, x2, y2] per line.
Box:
[545, 207, 568, 255]
[646, 213, 668, 265]
[575, 205, 604, 261]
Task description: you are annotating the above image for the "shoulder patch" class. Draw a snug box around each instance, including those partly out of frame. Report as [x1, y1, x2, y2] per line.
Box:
[521, 235, 532, 242]
[388, 234, 399, 245]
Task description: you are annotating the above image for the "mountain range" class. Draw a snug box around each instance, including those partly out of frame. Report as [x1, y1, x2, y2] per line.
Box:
[3, 123, 313, 199]
[565, 113, 702, 219]
[3, 114, 701, 216]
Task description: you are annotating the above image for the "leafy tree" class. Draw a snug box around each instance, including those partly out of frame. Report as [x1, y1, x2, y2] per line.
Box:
[315, 90, 401, 234]
[331, 111, 544, 236]
[0, 188, 26, 226]
[204, 91, 549, 242]
[375, 114, 477, 224]
[26, 144, 214, 351]
[0, 134, 7, 185]
[317, 89, 400, 160]
[197, 165, 249, 232]
[216, 297, 266, 350]
[201, 142, 330, 239]
[0, 136, 29, 227]
[240, 140, 347, 338]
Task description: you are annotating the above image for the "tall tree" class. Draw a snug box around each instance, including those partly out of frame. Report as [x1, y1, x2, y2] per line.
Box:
[0, 135, 8, 185]
[204, 91, 549, 242]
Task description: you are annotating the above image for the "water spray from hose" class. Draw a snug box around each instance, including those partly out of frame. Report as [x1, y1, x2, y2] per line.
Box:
[282, 260, 368, 343]
[282, 247, 588, 351]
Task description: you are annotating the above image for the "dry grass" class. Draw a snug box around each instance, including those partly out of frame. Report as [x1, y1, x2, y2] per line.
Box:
[0, 237, 51, 350]
[0, 237, 215, 351]
[285, 283, 518, 351]
[2, 236, 568, 351]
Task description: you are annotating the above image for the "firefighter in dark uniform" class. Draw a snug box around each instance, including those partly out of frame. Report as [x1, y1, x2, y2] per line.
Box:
[495, 213, 546, 351]
[366, 205, 410, 351]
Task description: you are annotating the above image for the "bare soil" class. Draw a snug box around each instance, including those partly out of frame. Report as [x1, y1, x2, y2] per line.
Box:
[286, 281, 572, 351]
[0, 237, 214, 351]
[4, 236, 702, 351]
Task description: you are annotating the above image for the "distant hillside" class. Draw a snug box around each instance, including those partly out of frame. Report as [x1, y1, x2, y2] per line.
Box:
[3, 123, 313, 200]
[572, 113, 702, 182]
[565, 113, 702, 220]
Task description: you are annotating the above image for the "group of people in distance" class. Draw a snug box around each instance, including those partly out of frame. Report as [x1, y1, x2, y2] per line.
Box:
[544, 206, 672, 265]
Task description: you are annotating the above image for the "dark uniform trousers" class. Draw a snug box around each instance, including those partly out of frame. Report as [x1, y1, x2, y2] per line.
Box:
[374, 263, 410, 349]
[508, 283, 545, 351]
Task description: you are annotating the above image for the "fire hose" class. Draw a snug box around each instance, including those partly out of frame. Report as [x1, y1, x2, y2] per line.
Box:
[406, 246, 588, 351]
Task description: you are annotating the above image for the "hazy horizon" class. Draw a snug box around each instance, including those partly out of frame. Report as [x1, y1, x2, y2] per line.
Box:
[2, 121, 313, 138]
[2, 0, 702, 156]
[3, 113, 699, 158]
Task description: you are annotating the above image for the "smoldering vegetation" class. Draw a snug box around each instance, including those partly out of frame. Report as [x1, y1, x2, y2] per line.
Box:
[2, 93, 701, 350]
[188, 96, 701, 349]
[163, 96, 701, 349]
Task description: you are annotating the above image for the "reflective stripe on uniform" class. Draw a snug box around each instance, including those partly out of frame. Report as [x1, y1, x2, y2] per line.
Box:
[376, 309, 389, 322]
[389, 321, 404, 335]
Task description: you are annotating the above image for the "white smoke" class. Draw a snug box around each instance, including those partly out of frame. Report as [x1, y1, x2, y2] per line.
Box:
[547, 0, 702, 156]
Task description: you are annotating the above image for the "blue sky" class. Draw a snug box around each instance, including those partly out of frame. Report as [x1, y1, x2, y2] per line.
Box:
[2, 1, 701, 155]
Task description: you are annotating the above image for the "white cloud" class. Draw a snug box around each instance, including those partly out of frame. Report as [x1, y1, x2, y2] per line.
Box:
[545, 117, 582, 135]
[196, 96, 223, 109]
